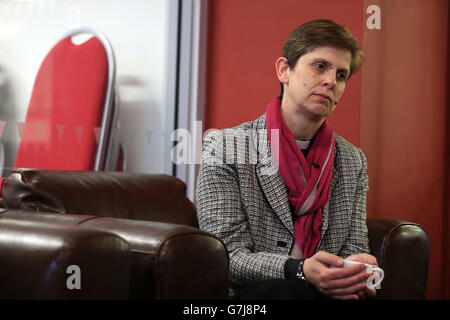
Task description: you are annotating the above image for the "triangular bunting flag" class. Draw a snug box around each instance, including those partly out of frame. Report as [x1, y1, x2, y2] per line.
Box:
[56, 124, 65, 142]
[75, 125, 84, 143]
[93, 126, 101, 144]
[16, 122, 25, 139]
[36, 122, 46, 140]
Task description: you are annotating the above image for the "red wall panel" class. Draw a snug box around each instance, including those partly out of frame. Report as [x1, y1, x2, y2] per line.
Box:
[360, 0, 449, 299]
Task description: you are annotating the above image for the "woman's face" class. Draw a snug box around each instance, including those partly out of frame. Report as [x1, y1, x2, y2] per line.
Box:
[278, 46, 352, 121]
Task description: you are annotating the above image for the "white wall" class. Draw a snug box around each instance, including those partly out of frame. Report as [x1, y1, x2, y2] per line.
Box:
[0, 0, 179, 175]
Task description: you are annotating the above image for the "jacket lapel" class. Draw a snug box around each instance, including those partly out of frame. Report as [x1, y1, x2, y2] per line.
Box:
[253, 115, 294, 236]
[320, 141, 340, 237]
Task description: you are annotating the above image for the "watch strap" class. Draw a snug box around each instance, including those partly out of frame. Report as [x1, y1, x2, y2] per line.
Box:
[296, 258, 308, 282]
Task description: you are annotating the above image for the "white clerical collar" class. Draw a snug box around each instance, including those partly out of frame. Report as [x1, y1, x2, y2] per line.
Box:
[295, 139, 311, 150]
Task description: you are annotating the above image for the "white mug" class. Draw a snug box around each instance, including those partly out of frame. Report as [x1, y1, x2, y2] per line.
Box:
[331, 260, 385, 289]
[343, 260, 384, 289]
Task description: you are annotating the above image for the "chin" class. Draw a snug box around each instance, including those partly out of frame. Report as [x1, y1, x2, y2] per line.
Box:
[309, 104, 332, 118]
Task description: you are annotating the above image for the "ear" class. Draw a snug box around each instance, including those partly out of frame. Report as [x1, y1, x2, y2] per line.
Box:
[275, 57, 290, 84]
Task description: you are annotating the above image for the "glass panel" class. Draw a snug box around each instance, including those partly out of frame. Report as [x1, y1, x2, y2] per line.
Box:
[0, 0, 178, 175]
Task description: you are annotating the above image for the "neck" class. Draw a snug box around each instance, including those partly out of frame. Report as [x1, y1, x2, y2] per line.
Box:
[280, 99, 325, 140]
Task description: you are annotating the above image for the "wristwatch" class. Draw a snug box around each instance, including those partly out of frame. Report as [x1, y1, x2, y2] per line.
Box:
[296, 259, 308, 282]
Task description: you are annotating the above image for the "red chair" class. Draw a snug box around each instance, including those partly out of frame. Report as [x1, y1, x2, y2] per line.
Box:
[0, 28, 120, 195]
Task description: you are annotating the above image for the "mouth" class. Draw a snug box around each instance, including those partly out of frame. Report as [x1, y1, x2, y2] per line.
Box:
[312, 93, 332, 102]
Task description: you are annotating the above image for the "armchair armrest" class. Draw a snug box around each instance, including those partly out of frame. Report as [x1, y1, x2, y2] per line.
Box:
[81, 216, 230, 299]
[0, 217, 131, 299]
[367, 218, 429, 299]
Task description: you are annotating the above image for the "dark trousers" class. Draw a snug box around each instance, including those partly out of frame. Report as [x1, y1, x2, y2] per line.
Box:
[232, 279, 326, 300]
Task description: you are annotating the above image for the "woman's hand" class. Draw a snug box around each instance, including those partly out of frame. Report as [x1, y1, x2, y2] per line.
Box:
[303, 251, 372, 300]
[345, 253, 378, 299]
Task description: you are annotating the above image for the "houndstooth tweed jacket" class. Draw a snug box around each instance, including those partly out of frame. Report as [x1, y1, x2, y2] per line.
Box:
[195, 114, 370, 292]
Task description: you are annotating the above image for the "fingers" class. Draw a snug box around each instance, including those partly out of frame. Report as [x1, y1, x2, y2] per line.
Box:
[354, 287, 376, 300]
[325, 266, 370, 289]
[319, 272, 370, 297]
[328, 263, 367, 280]
[305, 251, 379, 300]
[364, 287, 377, 298]
[313, 251, 344, 267]
[346, 253, 378, 266]
[369, 289, 376, 298]
[357, 290, 366, 300]
[333, 282, 377, 300]
[324, 280, 368, 297]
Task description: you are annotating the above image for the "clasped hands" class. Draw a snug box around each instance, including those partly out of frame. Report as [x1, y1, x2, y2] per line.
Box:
[303, 251, 378, 300]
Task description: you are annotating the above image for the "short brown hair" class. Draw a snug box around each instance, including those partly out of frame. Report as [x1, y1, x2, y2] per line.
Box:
[280, 19, 364, 97]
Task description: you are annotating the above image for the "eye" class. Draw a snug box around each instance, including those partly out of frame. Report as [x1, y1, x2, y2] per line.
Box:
[314, 63, 325, 70]
[337, 72, 347, 81]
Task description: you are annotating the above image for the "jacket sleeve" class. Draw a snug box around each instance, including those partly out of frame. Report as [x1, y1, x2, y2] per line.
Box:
[195, 130, 290, 291]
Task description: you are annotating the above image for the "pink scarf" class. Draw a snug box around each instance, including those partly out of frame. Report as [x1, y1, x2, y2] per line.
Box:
[266, 97, 335, 258]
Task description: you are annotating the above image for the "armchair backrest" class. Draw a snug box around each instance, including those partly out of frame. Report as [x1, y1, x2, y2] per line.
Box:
[2, 169, 198, 227]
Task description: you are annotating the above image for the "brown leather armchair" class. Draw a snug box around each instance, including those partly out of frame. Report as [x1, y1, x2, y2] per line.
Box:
[0, 169, 229, 299]
[0, 169, 429, 299]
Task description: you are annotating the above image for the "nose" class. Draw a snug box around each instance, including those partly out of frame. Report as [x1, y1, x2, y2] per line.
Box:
[322, 70, 336, 90]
